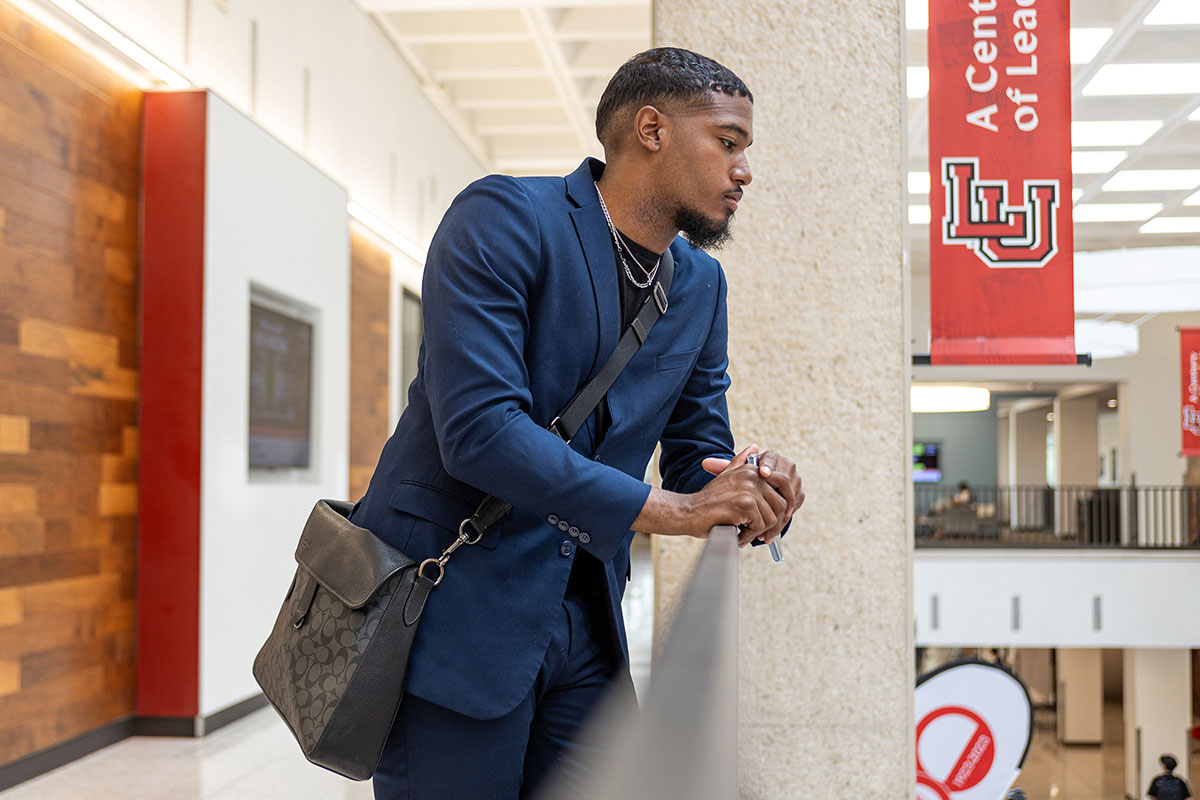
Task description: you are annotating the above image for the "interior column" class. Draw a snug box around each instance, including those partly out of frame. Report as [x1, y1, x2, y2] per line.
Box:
[651, 2, 911, 795]
[1056, 647, 1103, 744]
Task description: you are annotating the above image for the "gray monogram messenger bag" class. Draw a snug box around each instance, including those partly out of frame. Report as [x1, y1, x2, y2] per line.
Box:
[252, 249, 673, 780]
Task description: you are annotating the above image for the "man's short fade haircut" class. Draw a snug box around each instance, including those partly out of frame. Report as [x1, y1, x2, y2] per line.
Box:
[595, 47, 753, 148]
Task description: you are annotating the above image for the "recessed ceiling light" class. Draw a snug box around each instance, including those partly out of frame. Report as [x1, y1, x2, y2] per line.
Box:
[1107, 398, 1117, 408]
[1140, 217, 1200, 234]
[1070, 28, 1112, 64]
[1083, 64, 1200, 96]
[906, 0, 928, 30]
[907, 67, 929, 99]
[1074, 203, 1163, 222]
[909, 171, 931, 194]
[1144, 0, 1200, 25]
[909, 205, 931, 224]
[1071, 120, 1162, 147]
[912, 386, 991, 413]
[1102, 170, 1200, 192]
[1072, 151, 1126, 174]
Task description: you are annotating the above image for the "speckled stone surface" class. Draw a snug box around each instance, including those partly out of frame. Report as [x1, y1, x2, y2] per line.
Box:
[652, 2, 914, 796]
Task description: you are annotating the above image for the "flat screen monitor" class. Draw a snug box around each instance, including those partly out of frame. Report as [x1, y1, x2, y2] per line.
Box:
[913, 442, 942, 483]
[249, 300, 313, 469]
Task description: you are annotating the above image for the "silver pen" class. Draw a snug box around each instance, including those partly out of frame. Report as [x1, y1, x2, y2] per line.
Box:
[747, 453, 784, 563]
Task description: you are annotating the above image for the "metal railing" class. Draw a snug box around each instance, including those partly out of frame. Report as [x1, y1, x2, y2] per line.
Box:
[915, 483, 1200, 548]
[538, 526, 739, 800]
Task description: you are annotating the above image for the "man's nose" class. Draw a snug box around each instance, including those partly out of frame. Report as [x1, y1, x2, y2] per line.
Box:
[732, 157, 752, 187]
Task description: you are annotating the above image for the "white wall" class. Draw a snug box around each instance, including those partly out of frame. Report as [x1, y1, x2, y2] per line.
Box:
[86, 0, 486, 245]
[915, 550, 1200, 649]
[199, 94, 350, 716]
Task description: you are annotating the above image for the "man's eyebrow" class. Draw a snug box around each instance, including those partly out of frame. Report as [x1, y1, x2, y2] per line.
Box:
[715, 123, 752, 144]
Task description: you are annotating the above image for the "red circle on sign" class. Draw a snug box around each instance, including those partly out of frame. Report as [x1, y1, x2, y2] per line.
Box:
[916, 705, 996, 792]
[916, 771, 953, 800]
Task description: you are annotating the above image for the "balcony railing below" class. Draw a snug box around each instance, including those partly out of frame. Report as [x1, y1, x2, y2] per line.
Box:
[914, 484, 1200, 548]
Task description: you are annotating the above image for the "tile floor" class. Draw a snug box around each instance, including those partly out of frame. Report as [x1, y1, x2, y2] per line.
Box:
[1015, 704, 1199, 800]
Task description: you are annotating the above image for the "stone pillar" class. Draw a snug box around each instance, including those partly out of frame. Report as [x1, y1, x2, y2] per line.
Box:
[653, 3, 911, 797]
[1056, 648, 1103, 744]
[1123, 648, 1193, 799]
[1053, 395, 1099, 537]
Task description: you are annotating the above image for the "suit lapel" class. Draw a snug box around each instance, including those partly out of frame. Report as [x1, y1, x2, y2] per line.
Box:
[566, 159, 619, 378]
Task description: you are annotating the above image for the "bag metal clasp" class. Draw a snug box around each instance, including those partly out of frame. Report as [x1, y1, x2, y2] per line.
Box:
[418, 519, 483, 587]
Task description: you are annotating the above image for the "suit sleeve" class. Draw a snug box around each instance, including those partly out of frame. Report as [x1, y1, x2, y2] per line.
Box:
[658, 262, 735, 494]
[656, 263, 791, 544]
[420, 175, 651, 563]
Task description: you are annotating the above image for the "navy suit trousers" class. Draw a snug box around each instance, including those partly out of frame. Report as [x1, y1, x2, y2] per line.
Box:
[372, 579, 627, 800]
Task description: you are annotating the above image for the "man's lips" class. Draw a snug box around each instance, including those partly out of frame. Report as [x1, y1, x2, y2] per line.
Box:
[724, 192, 742, 210]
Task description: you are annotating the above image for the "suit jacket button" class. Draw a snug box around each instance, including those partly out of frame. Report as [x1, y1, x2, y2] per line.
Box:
[547, 514, 559, 525]
[559, 541, 574, 557]
[578, 532, 591, 544]
[568, 526, 579, 537]
[557, 521, 569, 532]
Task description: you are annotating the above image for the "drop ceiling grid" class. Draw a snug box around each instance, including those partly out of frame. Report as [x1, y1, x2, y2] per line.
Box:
[369, 2, 651, 176]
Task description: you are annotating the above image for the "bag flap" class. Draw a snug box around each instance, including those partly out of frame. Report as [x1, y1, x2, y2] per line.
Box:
[295, 499, 415, 608]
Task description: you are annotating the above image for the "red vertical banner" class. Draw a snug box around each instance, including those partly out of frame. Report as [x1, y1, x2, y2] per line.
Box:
[1183, 328, 1200, 457]
[928, 0, 1075, 364]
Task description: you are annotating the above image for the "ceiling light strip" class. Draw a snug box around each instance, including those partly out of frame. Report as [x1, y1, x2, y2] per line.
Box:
[8, 0, 189, 88]
[48, 0, 188, 87]
[348, 202, 427, 264]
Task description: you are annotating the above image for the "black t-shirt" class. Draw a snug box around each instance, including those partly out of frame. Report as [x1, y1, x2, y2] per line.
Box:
[593, 230, 658, 446]
[1149, 774, 1192, 800]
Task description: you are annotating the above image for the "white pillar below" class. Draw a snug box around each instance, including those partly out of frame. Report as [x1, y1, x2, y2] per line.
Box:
[1123, 648, 1193, 800]
[1056, 648, 1103, 744]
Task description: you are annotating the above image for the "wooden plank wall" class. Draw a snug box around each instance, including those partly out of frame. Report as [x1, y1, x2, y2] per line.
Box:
[0, 3, 141, 765]
[348, 230, 392, 501]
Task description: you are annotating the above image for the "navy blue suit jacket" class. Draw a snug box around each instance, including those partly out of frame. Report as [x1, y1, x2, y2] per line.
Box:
[351, 158, 735, 720]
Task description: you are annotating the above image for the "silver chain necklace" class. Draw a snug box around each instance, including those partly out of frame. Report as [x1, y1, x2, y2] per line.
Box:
[594, 182, 660, 289]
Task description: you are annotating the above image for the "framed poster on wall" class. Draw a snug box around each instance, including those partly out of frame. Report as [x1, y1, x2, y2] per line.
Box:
[248, 286, 317, 470]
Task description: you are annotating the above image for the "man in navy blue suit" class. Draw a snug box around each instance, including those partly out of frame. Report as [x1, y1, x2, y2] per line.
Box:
[353, 47, 805, 799]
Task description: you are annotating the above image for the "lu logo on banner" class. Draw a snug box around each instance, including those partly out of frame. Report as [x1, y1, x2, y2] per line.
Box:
[927, 0, 1076, 364]
[941, 158, 1060, 268]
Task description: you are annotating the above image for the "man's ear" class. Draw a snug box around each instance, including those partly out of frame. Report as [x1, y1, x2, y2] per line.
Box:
[634, 105, 668, 153]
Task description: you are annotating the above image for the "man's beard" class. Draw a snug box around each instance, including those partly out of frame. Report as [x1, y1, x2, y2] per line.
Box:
[674, 205, 734, 251]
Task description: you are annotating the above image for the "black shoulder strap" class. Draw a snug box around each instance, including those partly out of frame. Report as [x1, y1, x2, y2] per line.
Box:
[462, 246, 676, 538]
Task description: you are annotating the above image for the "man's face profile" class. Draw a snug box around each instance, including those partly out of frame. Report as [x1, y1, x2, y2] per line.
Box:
[661, 93, 754, 250]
